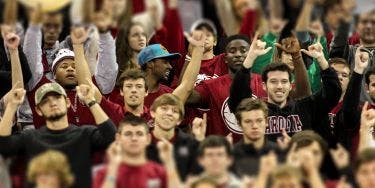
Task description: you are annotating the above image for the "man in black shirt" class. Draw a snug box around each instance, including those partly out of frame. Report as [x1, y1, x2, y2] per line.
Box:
[0, 82, 116, 188]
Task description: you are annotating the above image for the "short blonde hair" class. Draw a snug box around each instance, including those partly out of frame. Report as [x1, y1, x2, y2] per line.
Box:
[150, 94, 185, 120]
[27, 150, 74, 188]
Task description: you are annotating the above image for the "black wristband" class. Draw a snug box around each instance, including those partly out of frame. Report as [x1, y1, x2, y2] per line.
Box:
[87, 100, 97, 108]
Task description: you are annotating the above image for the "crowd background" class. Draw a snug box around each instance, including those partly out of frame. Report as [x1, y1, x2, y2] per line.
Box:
[0, 0, 374, 187]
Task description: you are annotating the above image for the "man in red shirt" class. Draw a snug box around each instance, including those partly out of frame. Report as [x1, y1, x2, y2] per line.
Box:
[186, 35, 268, 142]
[102, 31, 206, 125]
[93, 114, 167, 188]
[139, 44, 181, 108]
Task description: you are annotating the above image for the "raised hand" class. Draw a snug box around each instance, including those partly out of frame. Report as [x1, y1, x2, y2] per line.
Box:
[192, 113, 207, 141]
[71, 27, 89, 45]
[299, 149, 317, 175]
[259, 151, 278, 175]
[244, 32, 272, 68]
[360, 102, 375, 134]
[4, 32, 20, 50]
[286, 143, 301, 168]
[329, 143, 349, 169]
[157, 138, 174, 165]
[106, 141, 124, 166]
[76, 82, 96, 105]
[275, 36, 301, 57]
[185, 30, 206, 49]
[301, 42, 329, 70]
[29, 3, 43, 25]
[354, 46, 370, 74]
[277, 128, 291, 150]
[92, 11, 112, 33]
[4, 83, 25, 108]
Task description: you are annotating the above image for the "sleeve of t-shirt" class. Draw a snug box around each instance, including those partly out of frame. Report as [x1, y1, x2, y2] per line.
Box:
[194, 82, 210, 105]
[89, 119, 116, 150]
[99, 97, 124, 126]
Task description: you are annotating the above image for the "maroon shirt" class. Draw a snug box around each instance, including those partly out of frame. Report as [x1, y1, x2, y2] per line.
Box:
[100, 98, 152, 126]
[195, 73, 266, 142]
[93, 161, 167, 188]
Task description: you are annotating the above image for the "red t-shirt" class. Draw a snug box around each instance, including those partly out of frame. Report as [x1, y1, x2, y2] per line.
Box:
[27, 76, 113, 128]
[100, 98, 152, 126]
[195, 73, 266, 142]
[172, 53, 228, 88]
[93, 161, 167, 188]
[145, 85, 174, 108]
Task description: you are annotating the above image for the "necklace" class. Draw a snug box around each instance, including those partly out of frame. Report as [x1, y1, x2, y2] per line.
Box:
[71, 92, 79, 123]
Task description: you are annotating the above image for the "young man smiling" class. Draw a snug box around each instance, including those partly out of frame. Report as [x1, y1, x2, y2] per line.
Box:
[229, 38, 341, 141]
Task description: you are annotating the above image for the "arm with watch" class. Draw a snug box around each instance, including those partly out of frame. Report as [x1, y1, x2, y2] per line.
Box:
[76, 82, 116, 149]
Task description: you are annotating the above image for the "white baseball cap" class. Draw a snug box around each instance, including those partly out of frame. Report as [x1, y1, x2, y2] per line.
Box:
[51, 49, 75, 74]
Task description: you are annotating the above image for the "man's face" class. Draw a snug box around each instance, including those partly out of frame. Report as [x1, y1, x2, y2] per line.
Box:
[264, 71, 292, 106]
[357, 12, 375, 45]
[54, 59, 77, 89]
[42, 14, 62, 47]
[117, 124, 151, 156]
[240, 110, 266, 142]
[271, 176, 302, 188]
[225, 39, 250, 73]
[296, 141, 324, 168]
[36, 93, 69, 121]
[356, 160, 375, 188]
[36, 171, 60, 188]
[128, 25, 147, 52]
[151, 104, 181, 131]
[121, 78, 147, 108]
[325, 4, 343, 31]
[330, 63, 350, 92]
[196, 27, 216, 53]
[150, 58, 172, 81]
[199, 147, 232, 177]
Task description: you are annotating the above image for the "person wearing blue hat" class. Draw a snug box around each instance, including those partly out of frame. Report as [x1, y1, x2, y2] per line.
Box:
[137, 43, 182, 108]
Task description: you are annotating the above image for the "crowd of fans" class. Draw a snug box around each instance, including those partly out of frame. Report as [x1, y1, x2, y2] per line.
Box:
[0, 0, 374, 187]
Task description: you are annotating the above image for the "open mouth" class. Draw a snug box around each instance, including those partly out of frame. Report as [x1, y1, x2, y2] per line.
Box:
[65, 74, 76, 79]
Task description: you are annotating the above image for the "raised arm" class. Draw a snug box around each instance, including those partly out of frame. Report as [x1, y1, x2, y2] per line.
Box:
[5, 33, 23, 88]
[157, 139, 183, 188]
[342, 47, 369, 130]
[23, 5, 44, 90]
[328, 0, 356, 59]
[71, 27, 102, 102]
[76, 82, 115, 147]
[358, 102, 375, 152]
[301, 42, 341, 112]
[172, 31, 205, 104]
[92, 12, 118, 94]
[214, 0, 239, 36]
[228, 34, 272, 112]
[0, 85, 25, 136]
[276, 36, 312, 98]
[294, 0, 314, 32]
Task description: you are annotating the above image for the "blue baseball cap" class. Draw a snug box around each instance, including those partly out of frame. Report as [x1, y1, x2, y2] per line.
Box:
[138, 44, 181, 67]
